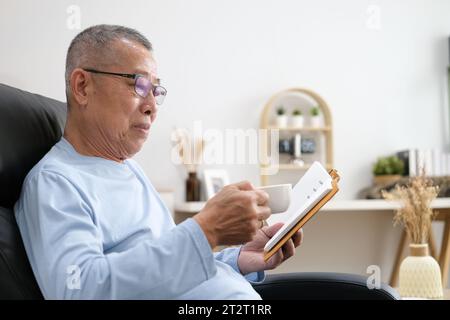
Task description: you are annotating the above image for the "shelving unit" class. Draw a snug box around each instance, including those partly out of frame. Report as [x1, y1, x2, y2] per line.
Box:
[265, 126, 332, 132]
[259, 88, 334, 186]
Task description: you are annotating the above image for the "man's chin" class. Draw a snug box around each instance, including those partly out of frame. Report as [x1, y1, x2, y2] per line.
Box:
[124, 131, 149, 156]
[131, 138, 147, 154]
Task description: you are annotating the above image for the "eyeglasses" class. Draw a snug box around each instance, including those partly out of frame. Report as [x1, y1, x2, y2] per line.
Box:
[83, 68, 167, 105]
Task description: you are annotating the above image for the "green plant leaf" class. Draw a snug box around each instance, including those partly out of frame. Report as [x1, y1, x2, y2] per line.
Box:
[372, 156, 405, 176]
[276, 106, 285, 115]
[310, 107, 319, 116]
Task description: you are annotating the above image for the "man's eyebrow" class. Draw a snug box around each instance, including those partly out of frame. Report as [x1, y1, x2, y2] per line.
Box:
[134, 70, 160, 84]
[134, 69, 150, 76]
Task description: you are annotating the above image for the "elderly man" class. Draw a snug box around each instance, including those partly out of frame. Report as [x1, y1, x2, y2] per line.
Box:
[14, 25, 302, 299]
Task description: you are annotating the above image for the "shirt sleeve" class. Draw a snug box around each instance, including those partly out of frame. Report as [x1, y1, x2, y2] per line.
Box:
[214, 247, 265, 283]
[14, 170, 217, 299]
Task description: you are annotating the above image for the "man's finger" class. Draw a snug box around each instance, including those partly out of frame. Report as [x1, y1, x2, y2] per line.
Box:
[292, 228, 303, 247]
[262, 222, 284, 238]
[256, 205, 271, 221]
[281, 238, 295, 259]
[254, 189, 269, 206]
[234, 180, 254, 191]
[267, 248, 284, 266]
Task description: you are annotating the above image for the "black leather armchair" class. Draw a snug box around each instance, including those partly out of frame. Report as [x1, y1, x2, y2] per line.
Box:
[0, 83, 399, 300]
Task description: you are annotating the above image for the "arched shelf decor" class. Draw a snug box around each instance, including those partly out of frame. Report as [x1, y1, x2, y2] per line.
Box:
[259, 88, 334, 186]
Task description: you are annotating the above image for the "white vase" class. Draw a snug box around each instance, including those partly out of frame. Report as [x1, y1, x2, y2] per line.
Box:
[399, 243, 443, 299]
[276, 115, 288, 128]
[291, 115, 304, 128]
[310, 116, 321, 127]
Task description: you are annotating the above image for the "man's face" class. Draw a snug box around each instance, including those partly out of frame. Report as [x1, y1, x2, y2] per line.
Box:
[84, 38, 158, 160]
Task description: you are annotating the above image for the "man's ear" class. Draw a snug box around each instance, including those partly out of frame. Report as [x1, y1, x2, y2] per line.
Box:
[70, 68, 91, 107]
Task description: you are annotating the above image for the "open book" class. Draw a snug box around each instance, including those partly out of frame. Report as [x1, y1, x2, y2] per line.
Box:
[263, 161, 340, 261]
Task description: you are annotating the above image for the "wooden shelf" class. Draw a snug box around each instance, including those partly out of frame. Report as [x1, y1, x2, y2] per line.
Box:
[322, 198, 450, 211]
[266, 126, 332, 132]
[175, 198, 450, 214]
[259, 88, 334, 186]
[261, 163, 333, 171]
[175, 201, 205, 213]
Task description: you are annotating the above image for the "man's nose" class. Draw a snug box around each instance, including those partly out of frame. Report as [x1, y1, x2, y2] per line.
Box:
[140, 93, 157, 117]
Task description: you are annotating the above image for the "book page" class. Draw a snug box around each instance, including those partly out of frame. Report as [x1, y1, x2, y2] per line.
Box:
[264, 161, 332, 252]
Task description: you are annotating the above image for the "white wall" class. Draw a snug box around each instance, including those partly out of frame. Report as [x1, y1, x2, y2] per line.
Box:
[1, 0, 450, 287]
[1, 0, 449, 202]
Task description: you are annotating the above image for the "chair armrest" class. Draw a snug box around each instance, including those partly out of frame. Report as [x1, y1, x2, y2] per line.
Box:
[252, 272, 400, 300]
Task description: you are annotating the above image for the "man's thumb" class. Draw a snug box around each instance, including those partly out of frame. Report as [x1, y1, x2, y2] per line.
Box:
[263, 223, 284, 238]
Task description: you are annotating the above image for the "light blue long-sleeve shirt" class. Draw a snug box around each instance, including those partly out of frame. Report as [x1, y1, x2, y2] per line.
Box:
[14, 138, 263, 299]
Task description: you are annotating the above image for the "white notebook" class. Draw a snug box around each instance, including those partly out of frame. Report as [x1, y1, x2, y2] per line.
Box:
[264, 161, 334, 253]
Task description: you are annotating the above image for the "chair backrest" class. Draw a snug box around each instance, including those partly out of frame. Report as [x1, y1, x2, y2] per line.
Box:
[0, 83, 67, 299]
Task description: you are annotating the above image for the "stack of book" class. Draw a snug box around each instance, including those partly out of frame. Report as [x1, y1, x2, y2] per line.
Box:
[396, 149, 450, 177]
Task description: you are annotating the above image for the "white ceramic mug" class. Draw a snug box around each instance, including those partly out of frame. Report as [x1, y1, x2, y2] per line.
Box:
[257, 184, 292, 214]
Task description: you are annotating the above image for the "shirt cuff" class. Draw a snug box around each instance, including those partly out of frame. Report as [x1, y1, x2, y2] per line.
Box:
[245, 270, 266, 283]
[179, 218, 217, 279]
[214, 246, 241, 273]
[218, 246, 266, 284]
[237, 246, 266, 283]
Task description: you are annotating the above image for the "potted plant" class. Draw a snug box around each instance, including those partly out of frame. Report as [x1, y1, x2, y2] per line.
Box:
[310, 106, 321, 127]
[291, 109, 304, 128]
[382, 173, 442, 299]
[372, 156, 404, 186]
[275, 106, 288, 128]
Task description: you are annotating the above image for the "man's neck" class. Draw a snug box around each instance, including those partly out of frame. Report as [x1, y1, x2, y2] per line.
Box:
[63, 120, 124, 163]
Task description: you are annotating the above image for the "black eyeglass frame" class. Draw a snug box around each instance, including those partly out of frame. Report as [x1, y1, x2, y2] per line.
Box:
[82, 68, 167, 104]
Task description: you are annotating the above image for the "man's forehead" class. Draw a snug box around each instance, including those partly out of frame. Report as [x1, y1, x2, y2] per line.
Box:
[111, 38, 158, 78]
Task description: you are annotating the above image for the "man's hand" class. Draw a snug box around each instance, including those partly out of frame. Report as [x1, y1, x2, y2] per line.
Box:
[194, 181, 271, 248]
[237, 223, 303, 275]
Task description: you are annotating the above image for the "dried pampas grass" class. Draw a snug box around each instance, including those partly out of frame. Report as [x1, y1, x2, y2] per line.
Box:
[382, 171, 439, 244]
[172, 127, 206, 173]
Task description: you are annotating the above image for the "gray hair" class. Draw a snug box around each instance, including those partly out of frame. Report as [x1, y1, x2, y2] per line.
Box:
[65, 24, 152, 102]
